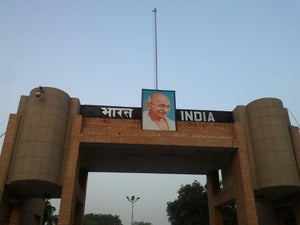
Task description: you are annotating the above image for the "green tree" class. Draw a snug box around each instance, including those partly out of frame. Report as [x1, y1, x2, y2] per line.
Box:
[42, 199, 57, 225]
[83, 213, 122, 225]
[166, 181, 238, 225]
[166, 181, 209, 225]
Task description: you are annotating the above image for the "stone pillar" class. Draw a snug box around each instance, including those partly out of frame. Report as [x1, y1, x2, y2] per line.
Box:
[58, 116, 82, 225]
[0, 115, 20, 191]
[9, 204, 21, 225]
[74, 204, 85, 225]
[74, 169, 88, 225]
[0, 115, 20, 224]
[233, 123, 259, 225]
[207, 171, 223, 225]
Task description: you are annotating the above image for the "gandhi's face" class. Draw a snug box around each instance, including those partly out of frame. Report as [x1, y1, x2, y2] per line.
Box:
[146, 93, 171, 119]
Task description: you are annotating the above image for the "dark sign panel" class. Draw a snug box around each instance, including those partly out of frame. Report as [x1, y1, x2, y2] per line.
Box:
[80, 105, 141, 119]
[176, 109, 233, 123]
[80, 105, 233, 123]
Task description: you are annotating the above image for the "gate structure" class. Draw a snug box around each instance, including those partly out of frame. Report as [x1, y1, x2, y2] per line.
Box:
[0, 87, 299, 225]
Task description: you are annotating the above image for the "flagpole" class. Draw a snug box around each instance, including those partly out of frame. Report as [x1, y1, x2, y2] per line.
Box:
[153, 8, 158, 90]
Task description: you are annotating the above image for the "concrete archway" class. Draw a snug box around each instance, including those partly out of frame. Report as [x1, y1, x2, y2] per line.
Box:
[0, 87, 299, 225]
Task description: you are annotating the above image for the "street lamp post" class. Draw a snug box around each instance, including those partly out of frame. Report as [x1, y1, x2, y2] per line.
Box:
[126, 195, 140, 225]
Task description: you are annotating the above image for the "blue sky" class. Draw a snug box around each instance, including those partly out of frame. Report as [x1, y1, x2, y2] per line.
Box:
[0, 1, 300, 225]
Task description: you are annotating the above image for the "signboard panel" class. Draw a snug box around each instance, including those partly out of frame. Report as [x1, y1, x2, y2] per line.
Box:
[177, 109, 233, 123]
[80, 105, 233, 123]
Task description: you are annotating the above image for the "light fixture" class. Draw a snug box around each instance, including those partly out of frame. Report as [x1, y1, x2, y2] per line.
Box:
[35, 86, 44, 98]
[126, 195, 140, 225]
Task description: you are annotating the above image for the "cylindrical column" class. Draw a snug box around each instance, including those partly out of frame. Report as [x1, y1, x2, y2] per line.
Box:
[8, 87, 71, 197]
[247, 98, 300, 189]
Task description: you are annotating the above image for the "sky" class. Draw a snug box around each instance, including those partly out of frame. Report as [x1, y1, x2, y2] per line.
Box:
[0, 1, 300, 225]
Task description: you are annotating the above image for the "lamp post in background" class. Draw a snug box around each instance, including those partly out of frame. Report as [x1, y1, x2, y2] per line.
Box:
[126, 195, 140, 225]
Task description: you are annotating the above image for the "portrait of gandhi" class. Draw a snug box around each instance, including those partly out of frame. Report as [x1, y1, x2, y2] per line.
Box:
[142, 90, 176, 131]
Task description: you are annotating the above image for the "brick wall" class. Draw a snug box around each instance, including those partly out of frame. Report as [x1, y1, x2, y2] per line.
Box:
[80, 118, 234, 147]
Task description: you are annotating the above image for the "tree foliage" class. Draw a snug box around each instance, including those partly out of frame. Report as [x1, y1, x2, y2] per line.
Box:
[43, 199, 57, 225]
[132, 222, 152, 225]
[166, 181, 238, 225]
[166, 181, 209, 225]
[83, 213, 122, 225]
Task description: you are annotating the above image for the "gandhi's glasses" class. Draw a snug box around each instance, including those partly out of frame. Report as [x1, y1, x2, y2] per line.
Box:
[151, 103, 170, 109]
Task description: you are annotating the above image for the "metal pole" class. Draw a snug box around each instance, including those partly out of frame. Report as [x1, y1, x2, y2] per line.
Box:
[127, 195, 140, 225]
[153, 8, 158, 90]
[131, 201, 134, 225]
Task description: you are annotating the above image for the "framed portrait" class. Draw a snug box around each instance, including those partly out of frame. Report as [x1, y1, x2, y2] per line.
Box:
[142, 89, 176, 131]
